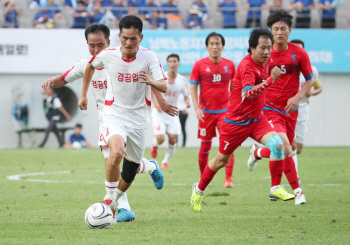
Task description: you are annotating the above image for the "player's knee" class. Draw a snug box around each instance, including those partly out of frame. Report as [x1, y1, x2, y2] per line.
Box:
[215, 155, 229, 169]
[169, 136, 177, 145]
[121, 158, 139, 183]
[157, 135, 165, 145]
[109, 149, 124, 164]
[283, 144, 292, 158]
[266, 135, 284, 159]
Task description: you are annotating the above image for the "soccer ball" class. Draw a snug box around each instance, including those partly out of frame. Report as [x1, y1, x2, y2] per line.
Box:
[72, 141, 82, 149]
[84, 203, 114, 229]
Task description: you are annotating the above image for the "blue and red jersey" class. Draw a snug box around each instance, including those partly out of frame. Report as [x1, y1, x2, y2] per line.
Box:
[225, 54, 269, 125]
[190, 57, 235, 113]
[265, 42, 313, 113]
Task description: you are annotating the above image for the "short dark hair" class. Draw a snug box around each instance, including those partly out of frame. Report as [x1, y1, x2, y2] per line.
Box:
[85, 23, 110, 41]
[75, 124, 82, 129]
[290, 39, 305, 48]
[119, 15, 143, 34]
[248, 27, 274, 53]
[205, 32, 225, 47]
[167, 54, 180, 62]
[267, 10, 293, 28]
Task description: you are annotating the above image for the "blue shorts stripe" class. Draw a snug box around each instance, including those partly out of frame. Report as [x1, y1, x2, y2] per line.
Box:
[202, 109, 227, 114]
[224, 117, 260, 125]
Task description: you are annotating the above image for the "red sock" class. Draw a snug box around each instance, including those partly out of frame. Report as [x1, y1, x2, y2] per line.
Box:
[283, 156, 300, 190]
[198, 164, 217, 191]
[198, 141, 212, 175]
[254, 147, 271, 159]
[269, 160, 283, 187]
[225, 154, 234, 179]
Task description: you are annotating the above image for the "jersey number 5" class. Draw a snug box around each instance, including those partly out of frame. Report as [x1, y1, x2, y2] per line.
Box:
[280, 65, 286, 74]
[212, 74, 221, 82]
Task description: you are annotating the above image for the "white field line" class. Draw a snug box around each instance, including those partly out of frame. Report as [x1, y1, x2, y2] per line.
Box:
[6, 171, 348, 186]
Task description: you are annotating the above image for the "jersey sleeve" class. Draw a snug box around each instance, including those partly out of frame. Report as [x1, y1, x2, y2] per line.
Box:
[148, 51, 167, 81]
[53, 97, 62, 108]
[189, 61, 200, 85]
[181, 79, 189, 97]
[299, 48, 313, 80]
[61, 58, 89, 83]
[241, 62, 256, 91]
[89, 49, 108, 69]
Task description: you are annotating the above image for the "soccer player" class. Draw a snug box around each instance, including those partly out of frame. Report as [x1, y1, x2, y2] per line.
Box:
[151, 54, 190, 169]
[290, 39, 322, 182]
[78, 16, 167, 219]
[41, 23, 176, 222]
[247, 10, 313, 205]
[191, 28, 285, 213]
[190, 32, 236, 188]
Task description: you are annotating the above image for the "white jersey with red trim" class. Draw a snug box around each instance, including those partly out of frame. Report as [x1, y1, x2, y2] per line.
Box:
[152, 71, 188, 122]
[62, 57, 107, 126]
[89, 46, 167, 129]
[299, 65, 319, 106]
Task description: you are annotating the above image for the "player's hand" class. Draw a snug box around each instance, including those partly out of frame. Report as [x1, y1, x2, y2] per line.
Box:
[138, 71, 153, 85]
[186, 102, 191, 108]
[159, 99, 179, 117]
[271, 66, 282, 81]
[78, 96, 88, 111]
[306, 91, 312, 97]
[66, 115, 72, 121]
[196, 109, 205, 122]
[42, 79, 54, 91]
[285, 96, 300, 113]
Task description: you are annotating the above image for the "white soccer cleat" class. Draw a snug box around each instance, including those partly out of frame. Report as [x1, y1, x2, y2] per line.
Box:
[295, 192, 306, 205]
[247, 144, 260, 171]
[102, 195, 118, 220]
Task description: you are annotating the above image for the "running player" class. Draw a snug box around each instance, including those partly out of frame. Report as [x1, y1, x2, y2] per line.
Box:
[290, 39, 322, 182]
[247, 10, 313, 205]
[151, 54, 190, 169]
[191, 28, 286, 212]
[78, 16, 167, 218]
[190, 32, 236, 188]
[41, 23, 175, 222]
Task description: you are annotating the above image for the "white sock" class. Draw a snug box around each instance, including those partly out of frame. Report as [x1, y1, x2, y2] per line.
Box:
[292, 149, 298, 173]
[117, 191, 131, 211]
[115, 188, 125, 203]
[152, 137, 159, 147]
[105, 180, 118, 200]
[162, 143, 176, 164]
[138, 157, 156, 174]
[195, 184, 205, 195]
[256, 148, 262, 158]
[270, 185, 280, 193]
[293, 187, 302, 195]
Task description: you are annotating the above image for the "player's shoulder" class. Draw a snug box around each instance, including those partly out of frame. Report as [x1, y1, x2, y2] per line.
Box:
[139, 46, 158, 57]
[194, 57, 209, 66]
[176, 73, 187, 82]
[288, 42, 307, 55]
[221, 57, 235, 65]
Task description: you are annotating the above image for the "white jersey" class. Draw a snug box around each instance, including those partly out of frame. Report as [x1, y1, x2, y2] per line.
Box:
[299, 65, 320, 107]
[89, 46, 166, 129]
[152, 72, 188, 122]
[62, 57, 107, 126]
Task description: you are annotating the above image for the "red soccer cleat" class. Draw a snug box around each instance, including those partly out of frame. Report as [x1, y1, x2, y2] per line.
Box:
[161, 163, 169, 169]
[224, 176, 234, 188]
[151, 145, 158, 158]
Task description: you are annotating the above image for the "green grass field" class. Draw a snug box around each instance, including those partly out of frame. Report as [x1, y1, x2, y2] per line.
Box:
[1, 147, 349, 244]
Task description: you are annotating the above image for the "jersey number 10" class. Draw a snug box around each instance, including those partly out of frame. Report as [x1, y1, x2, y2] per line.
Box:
[212, 74, 221, 82]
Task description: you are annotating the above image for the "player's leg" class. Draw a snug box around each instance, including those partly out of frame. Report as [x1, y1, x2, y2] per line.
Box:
[151, 119, 166, 158]
[161, 134, 177, 168]
[292, 138, 299, 182]
[179, 110, 188, 147]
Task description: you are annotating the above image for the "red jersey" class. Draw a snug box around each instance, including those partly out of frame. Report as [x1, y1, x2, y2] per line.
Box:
[225, 54, 269, 125]
[190, 57, 235, 113]
[265, 42, 313, 113]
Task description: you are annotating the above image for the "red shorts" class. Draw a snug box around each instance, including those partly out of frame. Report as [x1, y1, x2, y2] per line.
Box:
[263, 110, 298, 145]
[219, 114, 274, 155]
[198, 113, 225, 141]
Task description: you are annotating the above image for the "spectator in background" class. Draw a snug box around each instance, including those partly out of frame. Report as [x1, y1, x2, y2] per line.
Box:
[191, 0, 208, 24]
[269, 0, 282, 14]
[71, 1, 93, 28]
[111, 0, 127, 22]
[64, 124, 92, 148]
[245, 0, 266, 28]
[218, 0, 238, 28]
[186, 5, 203, 29]
[139, 0, 158, 17]
[90, 0, 105, 23]
[127, 0, 145, 7]
[319, 0, 342, 28]
[288, 0, 314, 28]
[3, 1, 20, 28]
[161, 0, 180, 15]
[39, 88, 71, 148]
[149, 10, 168, 29]
[33, 4, 55, 28]
[100, 0, 112, 7]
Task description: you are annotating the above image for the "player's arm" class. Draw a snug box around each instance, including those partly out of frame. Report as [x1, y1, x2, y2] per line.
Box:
[138, 71, 167, 93]
[151, 92, 162, 112]
[78, 63, 95, 110]
[58, 106, 71, 120]
[190, 83, 204, 122]
[244, 66, 282, 100]
[42, 75, 68, 90]
[184, 95, 190, 108]
[152, 89, 179, 116]
[308, 82, 322, 97]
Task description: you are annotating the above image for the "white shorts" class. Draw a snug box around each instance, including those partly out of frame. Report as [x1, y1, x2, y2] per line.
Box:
[152, 110, 181, 136]
[295, 120, 308, 144]
[99, 122, 146, 163]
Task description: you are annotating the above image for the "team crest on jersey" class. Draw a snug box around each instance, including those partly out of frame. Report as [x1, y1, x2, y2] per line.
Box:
[292, 54, 296, 62]
[224, 66, 228, 73]
[206, 67, 211, 72]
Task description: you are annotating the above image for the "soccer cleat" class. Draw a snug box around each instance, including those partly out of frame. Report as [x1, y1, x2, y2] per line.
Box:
[161, 163, 169, 169]
[224, 176, 234, 188]
[102, 197, 117, 221]
[295, 192, 306, 205]
[191, 182, 203, 213]
[247, 144, 260, 171]
[269, 186, 295, 201]
[151, 145, 158, 158]
[150, 159, 164, 190]
[116, 209, 135, 222]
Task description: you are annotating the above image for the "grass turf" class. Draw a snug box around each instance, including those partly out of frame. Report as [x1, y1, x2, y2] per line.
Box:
[0, 147, 349, 244]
